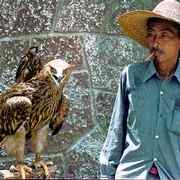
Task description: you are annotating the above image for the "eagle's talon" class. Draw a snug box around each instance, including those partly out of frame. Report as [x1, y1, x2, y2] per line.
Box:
[9, 165, 16, 172]
[10, 164, 32, 179]
[32, 160, 49, 177]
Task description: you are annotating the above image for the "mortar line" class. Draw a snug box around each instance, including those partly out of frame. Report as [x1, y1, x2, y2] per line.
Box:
[0, 32, 124, 42]
[51, 0, 65, 33]
[66, 124, 99, 153]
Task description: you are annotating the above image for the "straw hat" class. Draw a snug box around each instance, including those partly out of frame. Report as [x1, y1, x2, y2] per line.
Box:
[116, 0, 180, 47]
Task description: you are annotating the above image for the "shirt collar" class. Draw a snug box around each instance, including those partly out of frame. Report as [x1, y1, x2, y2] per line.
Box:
[174, 59, 180, 83]
[143, 60, 156, 83]
[143, 58, 180, 83]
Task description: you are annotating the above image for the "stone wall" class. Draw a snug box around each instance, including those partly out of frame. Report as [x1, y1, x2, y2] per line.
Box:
[0, 0, 172, 178]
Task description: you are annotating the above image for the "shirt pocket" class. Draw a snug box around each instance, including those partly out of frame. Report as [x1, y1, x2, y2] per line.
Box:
[169, 99, 180, 135]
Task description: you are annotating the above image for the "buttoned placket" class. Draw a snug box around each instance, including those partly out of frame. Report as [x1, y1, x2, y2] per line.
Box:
[152, 79, 166, 164]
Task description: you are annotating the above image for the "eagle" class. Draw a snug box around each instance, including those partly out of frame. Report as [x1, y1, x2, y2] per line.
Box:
[15, 47, 71, 136]
[0, 57, 73, 179]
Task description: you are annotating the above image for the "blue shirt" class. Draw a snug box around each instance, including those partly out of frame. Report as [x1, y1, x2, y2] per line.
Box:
[100, 59, 180, 180]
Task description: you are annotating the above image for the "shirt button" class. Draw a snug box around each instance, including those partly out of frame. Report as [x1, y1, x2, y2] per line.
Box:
[160, 91, 164, 95]
[155, 135, 159, 139]
[153, 158, 158, 162]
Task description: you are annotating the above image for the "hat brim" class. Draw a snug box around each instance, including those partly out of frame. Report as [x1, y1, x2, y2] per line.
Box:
[116, 10, 179, 47]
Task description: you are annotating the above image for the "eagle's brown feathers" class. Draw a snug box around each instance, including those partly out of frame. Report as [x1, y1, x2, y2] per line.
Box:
[0, 54, 72, 178]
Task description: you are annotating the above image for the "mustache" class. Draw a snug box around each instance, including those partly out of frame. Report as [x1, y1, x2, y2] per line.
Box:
[144, 47, 165, 61]
[150, 47, 164, 54]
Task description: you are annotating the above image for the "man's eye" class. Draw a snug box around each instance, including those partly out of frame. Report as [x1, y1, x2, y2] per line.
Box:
[146, 32, 153, 37]
[161, 33, 169, 38]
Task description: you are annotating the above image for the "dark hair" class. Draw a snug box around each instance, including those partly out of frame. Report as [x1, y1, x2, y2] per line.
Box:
[147, 17, 180, 58]
[147, 17, 180, 37]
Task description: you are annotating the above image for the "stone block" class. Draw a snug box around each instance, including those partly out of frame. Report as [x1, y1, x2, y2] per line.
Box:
[63, 151, 100, 178]
[101, 0, 154, 34]
[55, 0, 106, 32]
[65, 72, 93, 130]
[84, 34, 147, 91]
[94, 90, 115, 128]
[0, 40, 29, 88]
[32, 35, 84, 69]
[62, 126, 106, 178]
[55, 0, 154, 34]
[0, 0, 57, 37]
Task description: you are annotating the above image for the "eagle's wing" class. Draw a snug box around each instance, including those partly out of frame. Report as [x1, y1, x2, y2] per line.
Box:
[0, 96, 32, 142]
[49, 94, 70, 135]
[15, 47, 43, 83]
[15, 55, 29, 82]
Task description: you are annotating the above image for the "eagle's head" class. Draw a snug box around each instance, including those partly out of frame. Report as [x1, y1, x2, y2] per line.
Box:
[36, 59, 74, 89]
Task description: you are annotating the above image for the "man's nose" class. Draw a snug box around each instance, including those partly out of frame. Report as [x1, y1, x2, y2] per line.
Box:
[152, 35, 159, 48]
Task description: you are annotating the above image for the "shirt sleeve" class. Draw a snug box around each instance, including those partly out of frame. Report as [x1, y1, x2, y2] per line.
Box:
[99, 69, 129, 178]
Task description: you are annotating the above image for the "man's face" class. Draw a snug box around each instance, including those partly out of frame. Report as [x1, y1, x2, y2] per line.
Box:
[146, 19, 180, 64]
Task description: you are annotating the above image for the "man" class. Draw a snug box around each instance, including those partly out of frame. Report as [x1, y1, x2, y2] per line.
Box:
[99, 0, 180, 179]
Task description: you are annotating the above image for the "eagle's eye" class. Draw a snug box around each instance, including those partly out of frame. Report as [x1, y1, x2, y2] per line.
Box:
[50, 66, 57, 74]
